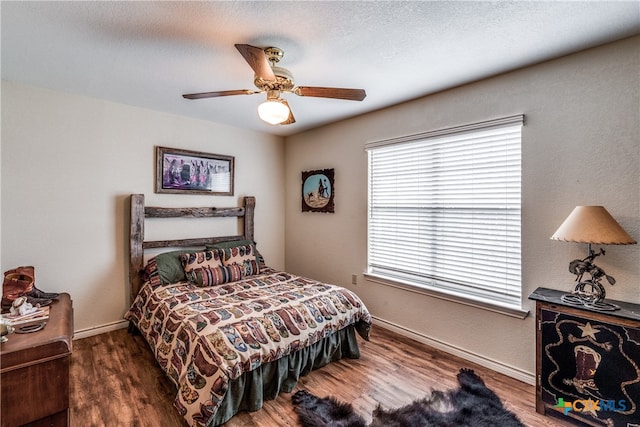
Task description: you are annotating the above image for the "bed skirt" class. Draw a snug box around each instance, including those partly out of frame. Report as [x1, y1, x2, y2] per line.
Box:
[208, 324, 361, 426]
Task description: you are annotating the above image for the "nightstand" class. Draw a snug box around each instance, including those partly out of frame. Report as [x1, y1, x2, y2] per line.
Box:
[529, 288, 640, 427]
[1, 293, 73, 427]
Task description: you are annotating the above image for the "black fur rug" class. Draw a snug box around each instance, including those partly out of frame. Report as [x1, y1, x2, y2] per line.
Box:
[292, 368, 524, 427]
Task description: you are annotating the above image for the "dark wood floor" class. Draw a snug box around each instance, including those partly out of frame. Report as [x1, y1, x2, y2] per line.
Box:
[70, 325, 573, 426]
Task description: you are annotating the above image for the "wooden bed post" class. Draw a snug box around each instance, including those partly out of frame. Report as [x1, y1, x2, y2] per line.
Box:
[244, 196, 255, 242]
[129, 194, 145, 303]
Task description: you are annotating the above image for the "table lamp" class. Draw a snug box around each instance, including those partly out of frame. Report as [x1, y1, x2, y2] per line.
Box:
[551, 206, 636, 311]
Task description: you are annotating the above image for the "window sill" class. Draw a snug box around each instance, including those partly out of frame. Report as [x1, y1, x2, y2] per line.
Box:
[363, 273, 530, 319]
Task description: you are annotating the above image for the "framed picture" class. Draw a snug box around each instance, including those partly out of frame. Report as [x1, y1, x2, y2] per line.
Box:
[302, 168, 335, 213]
[155, 146, 234, 195]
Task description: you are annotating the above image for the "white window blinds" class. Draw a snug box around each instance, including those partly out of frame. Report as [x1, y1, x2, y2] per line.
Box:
[366, 115, 523, 309]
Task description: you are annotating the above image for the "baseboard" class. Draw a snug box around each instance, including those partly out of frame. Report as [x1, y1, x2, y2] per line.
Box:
[373, 315, 535, 385]
[74, 319, 129, 340]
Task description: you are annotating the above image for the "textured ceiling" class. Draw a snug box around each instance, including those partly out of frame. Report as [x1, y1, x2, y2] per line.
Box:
[2, 1, 639, 136]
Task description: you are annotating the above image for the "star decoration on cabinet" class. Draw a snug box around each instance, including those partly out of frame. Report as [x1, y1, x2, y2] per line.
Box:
[578, 322, 600, 340]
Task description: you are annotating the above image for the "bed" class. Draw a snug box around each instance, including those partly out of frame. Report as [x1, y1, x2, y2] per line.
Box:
[124, 194, 372, 426]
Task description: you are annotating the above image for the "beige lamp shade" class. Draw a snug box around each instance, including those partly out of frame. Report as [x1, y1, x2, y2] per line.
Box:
[551, 206, 637, 245]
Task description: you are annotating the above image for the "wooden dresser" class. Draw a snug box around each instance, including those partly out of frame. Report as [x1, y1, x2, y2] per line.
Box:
[529, 288, 640, 427]
[1, 293, 73, 427]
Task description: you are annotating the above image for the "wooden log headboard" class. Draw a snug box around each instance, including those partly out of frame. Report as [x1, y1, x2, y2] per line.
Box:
[129, 194, 255, 301]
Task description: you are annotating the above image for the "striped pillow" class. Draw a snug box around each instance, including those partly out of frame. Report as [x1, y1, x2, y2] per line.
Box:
[187, 264, 244, 287]
[219, 244, 261, 277]
[180, 250, 223, 284]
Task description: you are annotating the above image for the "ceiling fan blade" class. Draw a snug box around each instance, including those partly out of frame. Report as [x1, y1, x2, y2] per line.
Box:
[235, 44, 276, 81]
[182, 89, 260, 99]
[280, 99, 296, 125]
[294, 86, 366, 101]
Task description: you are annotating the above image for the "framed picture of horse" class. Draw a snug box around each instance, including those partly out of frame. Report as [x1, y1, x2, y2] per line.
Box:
[301, 168, 334, 213]
[155, 146, 234, 196]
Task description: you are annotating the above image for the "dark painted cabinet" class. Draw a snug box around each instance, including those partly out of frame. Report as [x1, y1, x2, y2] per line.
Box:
[530, 288, 640, 427]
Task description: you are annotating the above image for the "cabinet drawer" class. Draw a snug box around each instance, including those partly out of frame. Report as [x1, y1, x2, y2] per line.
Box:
[1, 355, 70, 426]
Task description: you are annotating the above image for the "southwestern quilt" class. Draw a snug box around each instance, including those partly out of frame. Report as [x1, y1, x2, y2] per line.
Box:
[125, 267, 372, 427]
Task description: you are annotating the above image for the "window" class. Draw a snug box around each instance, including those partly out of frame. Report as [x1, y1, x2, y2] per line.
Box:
[366, 115, 524, 315]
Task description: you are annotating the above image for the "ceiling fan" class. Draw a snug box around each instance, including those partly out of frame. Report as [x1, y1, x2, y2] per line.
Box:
[182, 44, 367, 125]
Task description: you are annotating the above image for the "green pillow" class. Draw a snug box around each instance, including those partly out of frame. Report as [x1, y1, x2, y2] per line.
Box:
[155, 249, 204, 284]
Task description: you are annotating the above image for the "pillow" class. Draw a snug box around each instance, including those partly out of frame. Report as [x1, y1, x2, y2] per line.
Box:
[218, 243, 261, 277]
[185, 264, 244, 287]
[142, 257, 162, 288]
[143, 249, 205, 285]
[154, 249, 206, 284]
[206, 239, 254, 249]
[180, 250, 223, 274]
[206, 240, 265, 267]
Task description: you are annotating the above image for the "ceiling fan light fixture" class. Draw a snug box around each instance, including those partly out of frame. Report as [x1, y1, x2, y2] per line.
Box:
[258, 98, 290, 125]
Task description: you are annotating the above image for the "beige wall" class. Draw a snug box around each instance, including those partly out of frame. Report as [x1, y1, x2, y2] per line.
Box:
[1, 82, 286, 334]
[284, 36, 640, 380]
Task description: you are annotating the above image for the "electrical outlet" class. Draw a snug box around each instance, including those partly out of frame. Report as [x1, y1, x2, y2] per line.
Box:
[351, 274, 357, 285]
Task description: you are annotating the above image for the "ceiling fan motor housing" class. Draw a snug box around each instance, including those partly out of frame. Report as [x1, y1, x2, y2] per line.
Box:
[254, 66, 294, 92]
